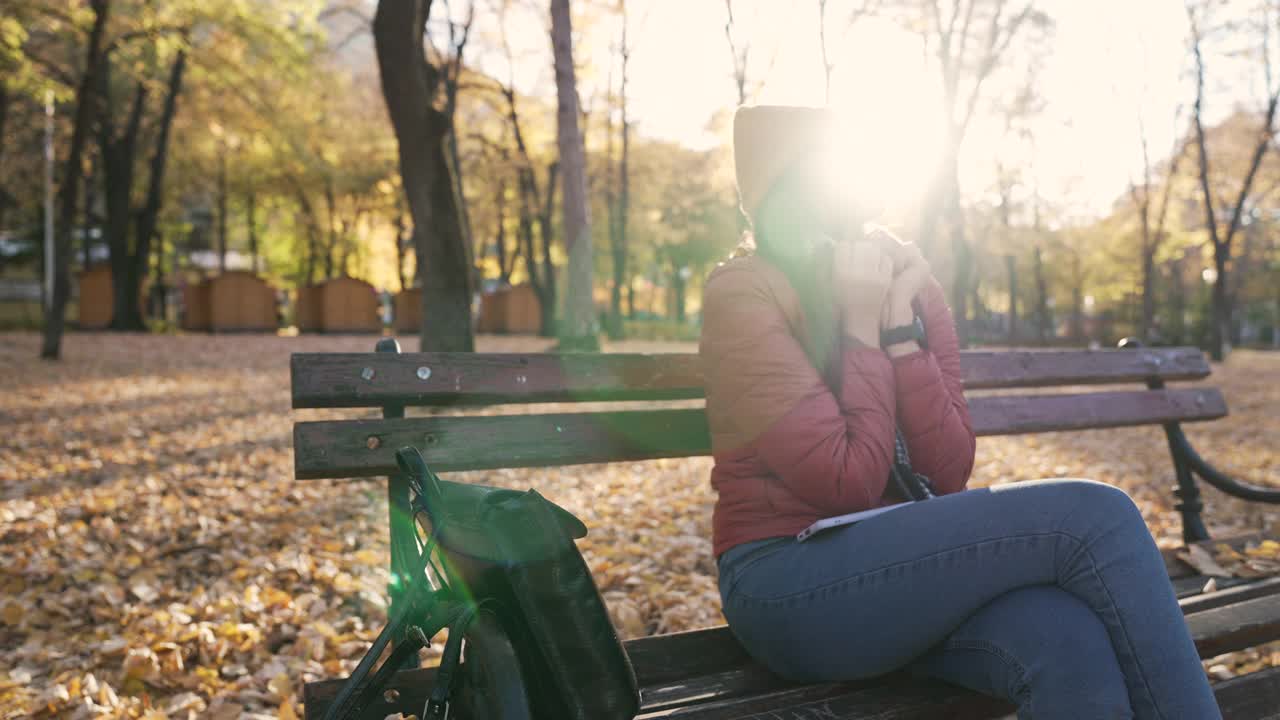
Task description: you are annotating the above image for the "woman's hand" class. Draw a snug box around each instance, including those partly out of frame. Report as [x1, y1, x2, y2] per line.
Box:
[833, 240, 894, 347]
[867, 227, 931, 288]
[865, 227, 931, 313]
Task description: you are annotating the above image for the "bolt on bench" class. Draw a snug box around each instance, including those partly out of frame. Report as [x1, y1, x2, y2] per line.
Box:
[292, 340, 1280, 719]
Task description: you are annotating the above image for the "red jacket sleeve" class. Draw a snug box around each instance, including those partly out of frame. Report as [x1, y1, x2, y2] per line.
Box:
[754, 346, 900, 514]
[700, 267, 899, 515]
[890, 279, 976, 495]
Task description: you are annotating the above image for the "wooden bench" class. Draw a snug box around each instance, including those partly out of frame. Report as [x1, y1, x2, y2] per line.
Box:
[292, 340, 1280, 719]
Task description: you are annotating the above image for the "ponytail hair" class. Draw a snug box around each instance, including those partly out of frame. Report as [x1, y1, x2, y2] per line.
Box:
[744, 227, 841, 386]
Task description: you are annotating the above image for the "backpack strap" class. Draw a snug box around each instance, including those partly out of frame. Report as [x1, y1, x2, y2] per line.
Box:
[890, 429, 936, 501]
[424, 603, 481, 720]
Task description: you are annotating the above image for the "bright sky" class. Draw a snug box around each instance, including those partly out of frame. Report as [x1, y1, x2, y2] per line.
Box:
[465, 0, 1255, 220]
[621, 0, 1191, 218]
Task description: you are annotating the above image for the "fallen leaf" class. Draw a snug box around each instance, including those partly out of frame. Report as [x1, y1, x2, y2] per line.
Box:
[1179, 544, 1231, 577]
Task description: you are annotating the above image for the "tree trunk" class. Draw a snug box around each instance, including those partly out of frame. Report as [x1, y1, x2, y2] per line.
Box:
[502, 81, 557, 336]
[81, 150, 96, 269]
[393, 195, 410, 291]
[1210, 253, 1229, 360]
[550, 0, 598, 351]
[124, 49, 186, 332]
[217, 153, 228, 272]
[446, 121, 474, 280]
[607, 237, 625, 337]
[395, 216, 409, 291]
[916, 170, 945, 260]
[1274, 273, 1280, 349]
[1166, 256, 1184, 344]
[0, 85, 6, 233]
[427, 132, 470, 324]
[494, 182, 512, 284]
[296, 190, 320, 286]
[1070, 287, 1083, 341]
[1140, 248, 1155, 341]
[338, 208, 356, 277]
[617, 98, 631, 328]
[604, 59, 620, 339]
[43, 0, 110, 359]
[607, 6, 631, 341]
[154, 223, 166, 322]
[1005, 254, 1017, 344]
[944, 154, 969, 346]
[323, 177, 337, 279]
[1189, 26, 1279, 360]
[246, 190, 259, 273]
[671, 264, 687, 323]
[1032, 245, 1049, 343]
[538, 162, 559, 337]
[515, 178, 543, 307]
[99, 64, 146, 332]
[374, 0, 473, 351]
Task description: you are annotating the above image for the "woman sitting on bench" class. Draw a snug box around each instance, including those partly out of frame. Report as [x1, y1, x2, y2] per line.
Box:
[700, 105, 1220, 719]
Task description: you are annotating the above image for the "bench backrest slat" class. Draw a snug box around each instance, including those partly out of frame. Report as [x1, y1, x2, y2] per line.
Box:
[293, 387, 1226, 479]
[291, 347, 1210, 409]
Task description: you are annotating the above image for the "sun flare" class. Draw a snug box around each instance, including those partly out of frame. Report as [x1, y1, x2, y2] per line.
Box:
[817, 18, 946, 221]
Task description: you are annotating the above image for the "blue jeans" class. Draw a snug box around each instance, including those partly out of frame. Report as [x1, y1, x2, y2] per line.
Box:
[717, 479, 1220, 720]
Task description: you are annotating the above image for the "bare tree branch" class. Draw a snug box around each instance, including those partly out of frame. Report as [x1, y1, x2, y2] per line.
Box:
[1189, 16, 1220, 249]
[725, 0, 748, 105]
[958, 2, 1034, 135]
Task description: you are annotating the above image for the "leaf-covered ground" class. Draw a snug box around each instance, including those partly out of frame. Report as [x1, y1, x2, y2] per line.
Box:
[1, 332, 1278, 718]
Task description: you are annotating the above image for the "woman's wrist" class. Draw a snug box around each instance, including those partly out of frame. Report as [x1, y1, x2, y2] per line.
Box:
[882, 294, 915, 330]
[885, 340, 921, 358]
[843, 320, 880, 348]
[881, 293, 921, 357]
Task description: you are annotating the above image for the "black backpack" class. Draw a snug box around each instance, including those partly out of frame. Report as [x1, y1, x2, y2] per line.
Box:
[322, 447, 640, 720]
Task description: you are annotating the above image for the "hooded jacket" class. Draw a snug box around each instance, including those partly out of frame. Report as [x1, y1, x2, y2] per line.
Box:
[699, 254, 976, 557]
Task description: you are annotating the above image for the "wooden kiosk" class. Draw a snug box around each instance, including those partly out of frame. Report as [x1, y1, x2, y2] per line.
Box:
[296, 276, 380, 333]
[183, 271, 278, 332]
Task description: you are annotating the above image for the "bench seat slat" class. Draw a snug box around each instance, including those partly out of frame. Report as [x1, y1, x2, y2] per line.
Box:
[301, 666, 1280, 720]
[1189, 593, 1280, 658]
[654, 676, 1012, 719]
[656, 667, 1280, 720]
[1213, 665, 1280, 720]
[301, 576, 1280, 719]
[293, 388, 1226, 479]
[290, 348, 1211, 408]
[968, 387, 1225, 435]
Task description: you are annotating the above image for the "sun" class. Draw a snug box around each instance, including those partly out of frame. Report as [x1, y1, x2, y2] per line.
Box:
[824, 18, 945, 221]
[751, 13, 946, 224]
[758, 14, 946, 222]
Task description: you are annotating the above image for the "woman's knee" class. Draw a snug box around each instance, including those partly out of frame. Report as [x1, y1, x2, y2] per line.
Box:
[1023, 478, 1144, 533]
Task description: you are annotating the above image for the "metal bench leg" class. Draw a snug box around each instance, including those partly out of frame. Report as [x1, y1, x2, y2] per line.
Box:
[376, 338, 420, 669]
[1121, 337, 1280, 541]
[1137, 373, 1210, 543]
[1161, 420, 1211, 544]
[1119, 339, 1212, 543]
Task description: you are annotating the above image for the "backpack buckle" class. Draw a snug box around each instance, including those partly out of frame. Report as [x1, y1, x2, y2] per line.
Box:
[424, 699, 449, 720]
